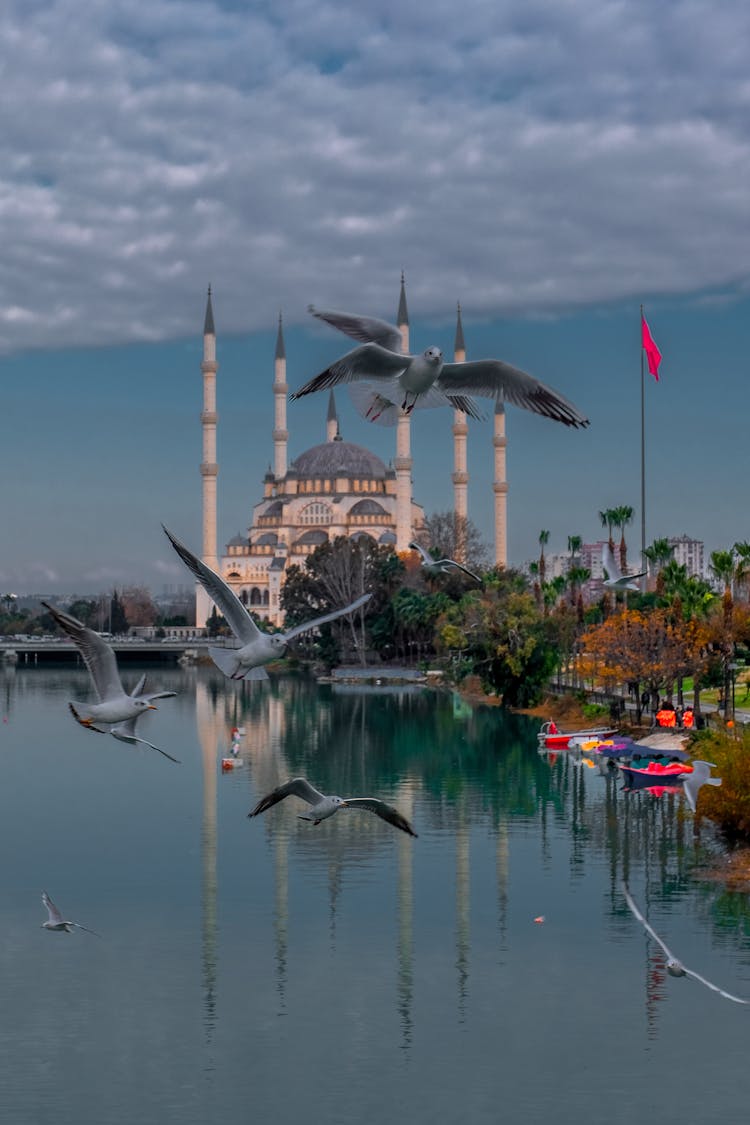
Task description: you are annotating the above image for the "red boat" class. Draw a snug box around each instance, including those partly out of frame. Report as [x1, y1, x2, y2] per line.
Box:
[537, 720, 617, 749]
[618, 760, 693, 784]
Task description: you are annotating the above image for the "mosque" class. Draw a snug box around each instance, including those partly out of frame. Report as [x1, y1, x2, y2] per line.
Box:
[195, 279, 509, 627]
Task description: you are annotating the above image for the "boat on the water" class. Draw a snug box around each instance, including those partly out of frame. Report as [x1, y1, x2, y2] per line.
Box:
[537, 720, 618, 749]
[618, 760, 693, 784]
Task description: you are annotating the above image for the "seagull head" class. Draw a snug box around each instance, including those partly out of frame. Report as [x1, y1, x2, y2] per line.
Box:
[423, 346, 442, 364]
[134, 698, 157, 712]
[269, 634, 287, 653]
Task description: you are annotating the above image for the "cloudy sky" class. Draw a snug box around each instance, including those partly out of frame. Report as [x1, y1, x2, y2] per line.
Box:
[2, 0, 749, 592]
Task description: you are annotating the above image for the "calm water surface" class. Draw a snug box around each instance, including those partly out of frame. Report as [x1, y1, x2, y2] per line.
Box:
[2, 665, 749, 1124]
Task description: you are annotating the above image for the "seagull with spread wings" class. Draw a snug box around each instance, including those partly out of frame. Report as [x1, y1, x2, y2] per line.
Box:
[291, 305, 589, 429]
[249, 778, 417, 837]
[41, 891, 100, 936]
[623, 884, 749, 1004]
[602, 544, 646, 592]
[163, 527, 371, 681]
[42, 604, 180, 763]
[408, 540, 482, 584]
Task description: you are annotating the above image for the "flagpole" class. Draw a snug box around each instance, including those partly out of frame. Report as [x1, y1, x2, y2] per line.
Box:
[640, 303, 646, 589]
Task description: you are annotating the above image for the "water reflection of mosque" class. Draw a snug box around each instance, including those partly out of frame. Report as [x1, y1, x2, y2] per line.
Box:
[194, 674, 749, 1047]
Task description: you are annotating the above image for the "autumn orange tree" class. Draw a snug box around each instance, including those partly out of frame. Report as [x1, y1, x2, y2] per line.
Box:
[580, 608, 710, 724]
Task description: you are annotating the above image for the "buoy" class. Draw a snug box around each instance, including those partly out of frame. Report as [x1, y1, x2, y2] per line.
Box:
[533, 916, 545, 924]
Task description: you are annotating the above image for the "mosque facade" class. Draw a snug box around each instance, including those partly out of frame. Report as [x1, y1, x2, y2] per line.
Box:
[196, 281, 508, 628]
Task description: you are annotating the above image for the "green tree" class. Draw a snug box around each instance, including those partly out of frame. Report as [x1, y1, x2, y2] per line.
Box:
[109, 589, 128, 635]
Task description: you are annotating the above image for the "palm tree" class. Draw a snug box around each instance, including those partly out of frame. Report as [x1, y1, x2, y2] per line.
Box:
[528, 560, 542, 612]
[598, 509, 616, 554]
[538, 529, 550, 584]
[733, 540, 750, 601]
[567, 534, 582, 572]
[610, 505, 634, 573]
[643, 537, 674, 590]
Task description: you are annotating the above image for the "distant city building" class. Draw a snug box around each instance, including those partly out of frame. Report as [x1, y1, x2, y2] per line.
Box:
[667, 534, 705, 579]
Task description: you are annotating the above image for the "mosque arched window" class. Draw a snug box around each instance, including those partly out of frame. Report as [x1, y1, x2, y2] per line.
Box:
[262, 590, 270, 606]
[299, 501, 333, 526]
[250, 587, 262, 606]
[240, 590, 249, 605]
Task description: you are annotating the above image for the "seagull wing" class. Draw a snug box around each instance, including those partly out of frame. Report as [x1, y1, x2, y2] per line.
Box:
[446, 394, 485, 421]
[602, 543, 624, 582]
[438, 559, 482, 583]
[140, 691, 178, 703]
[622, 884, 677, 961]
[683, 967, 750, 1004]
[110, 717, 181, 764]
[681, 762, 721, 812]
[249, 778, 325, 817]
[42, 603, 124, 701]
[342, 797, 418, 837]
[162, 527, 260, 644]
[70, 921, 102, 938]
[290, 344, 408, 399]
[408, 541, 432, 564]
[281, 593, 371, 643]
[42, 891, 64, 925]
[438, 360, 589, 428]
[308, 305, 403, 353]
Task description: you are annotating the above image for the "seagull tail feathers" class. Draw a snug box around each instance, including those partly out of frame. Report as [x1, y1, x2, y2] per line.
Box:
[209, 647, 243, 679]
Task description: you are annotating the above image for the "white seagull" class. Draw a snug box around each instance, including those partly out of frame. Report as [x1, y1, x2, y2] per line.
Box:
[682, 760, 722, 813]
[623, 884, 749, 1004]
[43, 603, 180, 763]
[164, 527, 371, 680]
[41, 891, 100, 936]
[291, 305, 589, 429]
[408, 540, 482, 584]
[602, 544, 646, 592]
[249, 778, 418, 837]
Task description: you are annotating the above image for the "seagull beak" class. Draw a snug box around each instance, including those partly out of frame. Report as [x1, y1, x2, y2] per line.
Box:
[148, 704, 158, 711]
[339, 801, 349, 807]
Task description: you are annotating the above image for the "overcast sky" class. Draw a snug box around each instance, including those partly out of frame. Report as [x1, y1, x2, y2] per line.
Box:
[2, 0, 749, 592]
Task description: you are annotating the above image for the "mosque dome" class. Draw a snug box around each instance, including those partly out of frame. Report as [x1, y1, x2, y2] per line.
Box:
[290, 441, 388, 480]
[350, 498, 388, 516]
[227, 533, 248, 547]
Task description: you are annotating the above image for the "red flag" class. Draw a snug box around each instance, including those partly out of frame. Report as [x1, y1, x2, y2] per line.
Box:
[641, 314, 662, 381]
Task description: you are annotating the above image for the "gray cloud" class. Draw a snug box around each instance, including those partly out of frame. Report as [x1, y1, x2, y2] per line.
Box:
[2, 0, 750, 352]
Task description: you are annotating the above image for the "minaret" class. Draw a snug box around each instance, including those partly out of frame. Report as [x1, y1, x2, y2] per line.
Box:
[451, 303, 469, 560]
[273, 313, 288, 480]
[197, 286, 218, 629]
[493, 400, 508, 567]
[395, 272, 413, 552]
[326, 391, 339, 442]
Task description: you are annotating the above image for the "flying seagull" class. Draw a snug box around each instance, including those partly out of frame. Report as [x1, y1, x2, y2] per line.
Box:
[42, 604, 179, 763]
[623, 883, 749, 1004]
[602, 544, 646, 592]
[41, 891, 100, 937]
[163, 526, 371, 680]
[305, 305, 483, 425]
[409, 540, 482, 583]
[249, 778, 418, 837]
[291, 305, 589, 429]
[681, 760, 722, 813]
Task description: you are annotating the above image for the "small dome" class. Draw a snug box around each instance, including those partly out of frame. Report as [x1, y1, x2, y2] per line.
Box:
[227, 533, 247, 547]
[379, 531, 397, 545]
[255, 532, 278, 546]
[290, 441, 387, 480]
[349, 499, 388, 516]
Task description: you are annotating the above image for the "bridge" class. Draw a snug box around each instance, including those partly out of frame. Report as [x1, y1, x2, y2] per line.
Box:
[0, 637, 218, 666]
